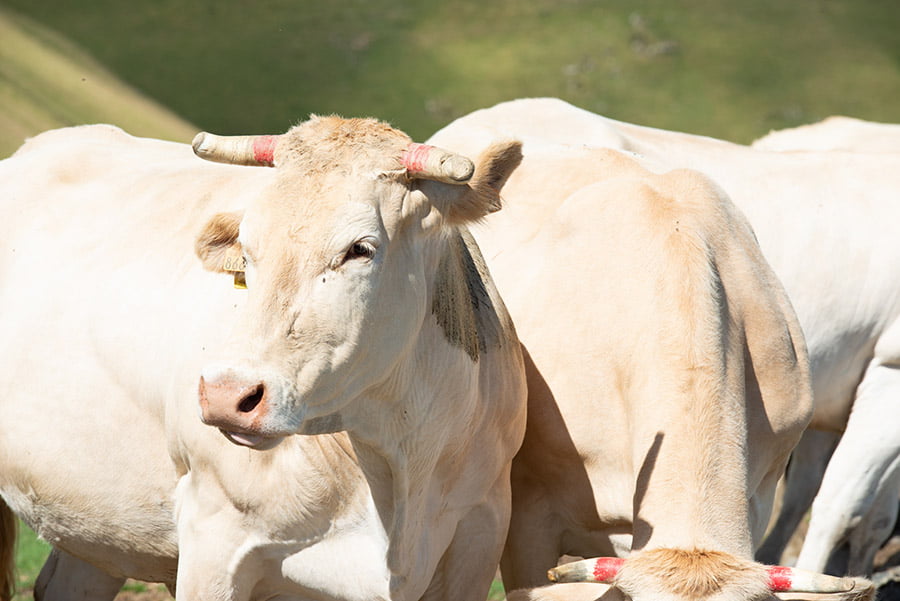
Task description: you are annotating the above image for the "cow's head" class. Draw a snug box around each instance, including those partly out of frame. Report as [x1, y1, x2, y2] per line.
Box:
[193, 116, 521, 449]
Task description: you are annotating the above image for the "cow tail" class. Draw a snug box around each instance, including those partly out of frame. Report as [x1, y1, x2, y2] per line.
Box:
[0, 497, 16, 601]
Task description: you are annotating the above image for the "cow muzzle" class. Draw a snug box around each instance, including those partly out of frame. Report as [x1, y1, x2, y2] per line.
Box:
[198, 372, 283, 449]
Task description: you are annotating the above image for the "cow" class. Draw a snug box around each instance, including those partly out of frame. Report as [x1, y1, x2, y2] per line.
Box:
[428, 98, 898, 597]
[752, 116, 900, 153]
[0, 116, 528, 601]
[421, 135, 869, 600]
[751, 117, 900, 575]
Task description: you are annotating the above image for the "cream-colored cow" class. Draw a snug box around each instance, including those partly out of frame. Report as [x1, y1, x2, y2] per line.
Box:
[752, 116, 900, 575]
[429, 100, 889, 600]
[753, 116, 900, 153]
[0, 117, 527, 601]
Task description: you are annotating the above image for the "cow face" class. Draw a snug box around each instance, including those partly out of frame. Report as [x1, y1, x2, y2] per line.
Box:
[193, 116, 521, 449]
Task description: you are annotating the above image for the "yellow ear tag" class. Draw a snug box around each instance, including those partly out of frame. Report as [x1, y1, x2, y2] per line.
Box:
[222, 245, 248, 289]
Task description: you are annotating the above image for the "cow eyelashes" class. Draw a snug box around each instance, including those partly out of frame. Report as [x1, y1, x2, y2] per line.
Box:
[340, 239, 377, 265]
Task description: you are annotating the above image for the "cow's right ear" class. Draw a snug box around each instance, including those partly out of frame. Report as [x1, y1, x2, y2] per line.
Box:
[195, 211, 243, 272]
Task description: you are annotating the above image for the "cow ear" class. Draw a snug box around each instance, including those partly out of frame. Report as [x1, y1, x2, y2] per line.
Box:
[426, 140, 523, 225]
[195, 211, 243, 272]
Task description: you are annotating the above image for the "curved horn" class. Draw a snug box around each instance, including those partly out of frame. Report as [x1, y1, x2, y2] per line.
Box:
[192, 133, 281, 167]
[401, 143, 474, 184]
[547, 557, 624, 584]
[548, 557, 866, 595]
[765, 566, 860, 594]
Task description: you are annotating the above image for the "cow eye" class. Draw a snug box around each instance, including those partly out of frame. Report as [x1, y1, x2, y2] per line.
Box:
[342, 239, 376, 264]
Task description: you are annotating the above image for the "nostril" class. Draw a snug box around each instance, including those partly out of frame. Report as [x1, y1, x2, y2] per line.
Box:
[238, 384, 265, 413]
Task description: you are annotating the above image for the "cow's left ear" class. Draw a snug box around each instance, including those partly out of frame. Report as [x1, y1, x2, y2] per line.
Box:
[195, 211, 243, 272]
[423, 141, 523, 225]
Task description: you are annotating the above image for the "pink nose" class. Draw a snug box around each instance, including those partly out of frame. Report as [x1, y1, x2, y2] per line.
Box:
[198, 374, 269, 433]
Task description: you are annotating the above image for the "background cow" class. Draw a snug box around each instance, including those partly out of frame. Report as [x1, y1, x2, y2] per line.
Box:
[424, 135, 864, 600]
[750, 116, 900, 580]
[0, 117, 527, 601]
[752, 116, 900, 153]
[429, 100, 892, 599]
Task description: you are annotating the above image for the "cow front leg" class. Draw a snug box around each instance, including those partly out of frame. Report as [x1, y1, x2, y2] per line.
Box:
[499, 479, 567, 593]
[846, 462, 900, 576]
[756, 429, 839, 565]
[34, 548, 125, 601]
[506, 583, 623, 601]
[174, 474, 258, 601]
[421, 480, 512, 601]
[796, 363, 900, 576]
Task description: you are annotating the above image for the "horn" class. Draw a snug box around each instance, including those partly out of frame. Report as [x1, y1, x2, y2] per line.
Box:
[547, 557, 624, 583]
[548, 557, 864, 595]
[401, 143, 474, 184]
[766, 566, 859, 593]
[192, 133, 281, 167]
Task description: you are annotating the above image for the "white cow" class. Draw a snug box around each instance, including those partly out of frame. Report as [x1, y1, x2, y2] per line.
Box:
[429, 98, 900, 588]
[753, 116, 900, 153]
[0, 117, 527, 601]
[420, 140, 870, 600]
[752, 117, 900, 574]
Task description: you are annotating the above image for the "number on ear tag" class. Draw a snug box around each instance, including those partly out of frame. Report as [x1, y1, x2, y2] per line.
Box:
[223, 245, 247, 273]
[223, 244, 247, 289]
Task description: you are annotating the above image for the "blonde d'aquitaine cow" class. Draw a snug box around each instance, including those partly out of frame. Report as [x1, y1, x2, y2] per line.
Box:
[751, 116, 900, 576]
[0, 117, 527, 601]
[429, 101, 888, 600]
[752, 116, 900, 153]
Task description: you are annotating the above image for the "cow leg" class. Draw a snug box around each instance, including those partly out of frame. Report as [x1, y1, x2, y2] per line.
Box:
[796, 363, 900, 575]
[846, 461, 900, 575]
[34, 548, 125, 601]
[506, 583, 624, 601]
[756, 429, 839, 565]
[422, 482, 512, 601]
[499, 480, 566, 592]
[173, 474, 258, 601]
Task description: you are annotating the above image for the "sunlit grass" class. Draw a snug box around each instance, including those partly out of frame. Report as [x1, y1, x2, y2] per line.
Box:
[0, 7, 196, 158]
[12, 521, 50, 601]
[3, 0, 899, 148]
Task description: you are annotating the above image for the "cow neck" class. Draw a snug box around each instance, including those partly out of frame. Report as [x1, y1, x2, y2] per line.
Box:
[431, 227, 513, 361]
[335, 228, 513, 596]
[627, 271, 755, 557]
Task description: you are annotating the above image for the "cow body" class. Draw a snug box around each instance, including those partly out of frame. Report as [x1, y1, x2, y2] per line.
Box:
[0, 120, 527, 601]
[429, 99, 898, 594]
[753, 116, 900, 153]
[751, 117, 900, 575]
[421, 138, 814, 600]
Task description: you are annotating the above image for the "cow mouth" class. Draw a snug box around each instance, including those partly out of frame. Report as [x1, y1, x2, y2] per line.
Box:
[219, 428, 284, 450]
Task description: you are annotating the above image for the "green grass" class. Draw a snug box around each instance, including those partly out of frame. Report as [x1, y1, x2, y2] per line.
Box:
[488, 577, 506, 601]
[0, 7, 197, 157]
[3, 0, 900, 147]
[12, 522, 50, 601]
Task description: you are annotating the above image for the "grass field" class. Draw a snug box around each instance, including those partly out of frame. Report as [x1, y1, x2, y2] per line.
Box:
[12, 522, 49, 601]
[3, 1, 900, 148]
[0, 7, 196, 157]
